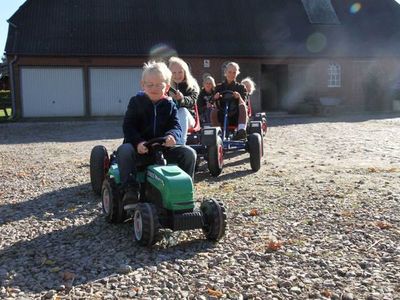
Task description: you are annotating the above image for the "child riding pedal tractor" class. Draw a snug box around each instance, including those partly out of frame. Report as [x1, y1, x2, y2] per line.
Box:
[89, 61, 227, 246]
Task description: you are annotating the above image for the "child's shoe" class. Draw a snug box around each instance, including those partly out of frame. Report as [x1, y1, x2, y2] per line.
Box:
[233, 129, 247, 140]
[122, 186, 140, 210]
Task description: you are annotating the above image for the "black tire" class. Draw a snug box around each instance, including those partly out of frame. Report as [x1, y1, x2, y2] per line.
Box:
[201, 198, 227, 241]
[90, 145, 109, 196]
[102, 179, 126, 223]
[207, 136, 224, 177]
[133, 203, 160, 246]
[248, 133, 262, 172]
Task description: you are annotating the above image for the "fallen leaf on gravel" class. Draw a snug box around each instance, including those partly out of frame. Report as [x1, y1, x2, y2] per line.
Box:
[207, 288, 223, 298]
[340, 210, 354, 217]
[321, 289, 332, 297]
[16, 172, 28, 178]
[249, 209, 259, 216]
[62, 271, 76, 281]
[43, 259, 56, 266]
[266, 240, 283, 251]
[68, 207, 77, 212]
[374, 221, 392, 229]
[50, 267, 61, 273]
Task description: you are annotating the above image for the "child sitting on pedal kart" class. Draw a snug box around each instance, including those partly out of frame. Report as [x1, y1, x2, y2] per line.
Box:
[241, 76, 256, 117]
[118, 61, 197, 208]
[197, 75, 216, 125]
[168, 57, 199, 143]
[210, 62, 248, 140]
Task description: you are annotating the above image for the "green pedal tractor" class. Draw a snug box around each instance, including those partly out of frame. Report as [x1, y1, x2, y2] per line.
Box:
[90, 137, 227, 246]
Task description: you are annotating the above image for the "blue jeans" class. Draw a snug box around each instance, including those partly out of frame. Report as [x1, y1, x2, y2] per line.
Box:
[117, 143, 197, 187]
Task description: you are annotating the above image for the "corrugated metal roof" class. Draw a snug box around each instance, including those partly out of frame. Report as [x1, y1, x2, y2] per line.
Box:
[5, 0, 400, 57]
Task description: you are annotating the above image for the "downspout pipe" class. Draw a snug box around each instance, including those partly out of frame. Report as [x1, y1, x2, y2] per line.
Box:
[7, 20, 18, 120]
[9, 55, 18, 120]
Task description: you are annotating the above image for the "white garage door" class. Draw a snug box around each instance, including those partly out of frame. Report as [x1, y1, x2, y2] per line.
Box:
[90, 68, 142, 116]
[21, 67, 85, 117]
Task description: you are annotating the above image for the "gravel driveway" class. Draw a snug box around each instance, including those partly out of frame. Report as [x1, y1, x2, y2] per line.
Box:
[0, 114, 399, 300]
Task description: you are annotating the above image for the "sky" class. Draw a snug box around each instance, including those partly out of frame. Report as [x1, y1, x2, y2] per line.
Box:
[1, 0, 26, 56]
[1, 0, 400, 57]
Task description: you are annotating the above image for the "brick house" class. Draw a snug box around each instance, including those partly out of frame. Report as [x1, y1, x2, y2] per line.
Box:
[5, 0, 400, 118]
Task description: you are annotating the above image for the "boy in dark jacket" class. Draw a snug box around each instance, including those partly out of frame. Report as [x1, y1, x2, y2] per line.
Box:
[117, 61, 197, 209]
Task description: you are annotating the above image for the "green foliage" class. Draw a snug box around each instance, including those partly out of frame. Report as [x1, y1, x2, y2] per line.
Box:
[0, 90, 12, 118]
[0, 90, 11, 100]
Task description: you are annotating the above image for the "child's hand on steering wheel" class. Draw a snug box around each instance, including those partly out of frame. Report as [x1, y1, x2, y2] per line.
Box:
[137, 141, 148, 154]
[233, 91, 246, 105]
[213, 92, 221, 101]
[163, 135, 176, 147]
[233, 91, 241, 99]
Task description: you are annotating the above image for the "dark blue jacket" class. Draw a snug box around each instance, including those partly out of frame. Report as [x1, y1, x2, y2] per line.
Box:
[123, 92, 183, 147]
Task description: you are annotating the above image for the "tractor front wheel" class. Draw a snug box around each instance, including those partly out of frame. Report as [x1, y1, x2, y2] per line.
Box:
[133, 203, 160, 246]
[201, 198, 227, 241]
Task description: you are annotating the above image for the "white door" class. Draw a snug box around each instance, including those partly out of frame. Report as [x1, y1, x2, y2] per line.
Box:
[89, 68, 142, 116]
[21, 68, 85, 117]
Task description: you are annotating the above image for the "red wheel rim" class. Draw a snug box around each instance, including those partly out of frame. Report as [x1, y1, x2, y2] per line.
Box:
[218, 145, 224, 168]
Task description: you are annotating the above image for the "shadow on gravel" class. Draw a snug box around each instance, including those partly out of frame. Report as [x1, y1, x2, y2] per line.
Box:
[0, 185, 217, 294]
[194, 150, 254, 183]
[0, 120, 124, 145]
[2, 113, 398, 145]
[0, 184, 98, 224]
[267, 112, 400, 128]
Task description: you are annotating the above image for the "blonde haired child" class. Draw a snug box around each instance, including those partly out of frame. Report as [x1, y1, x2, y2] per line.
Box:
[168, 57, 199, 143]
[117, 61, 196, 208]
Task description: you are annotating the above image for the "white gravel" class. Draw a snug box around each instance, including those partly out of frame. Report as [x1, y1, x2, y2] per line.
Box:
[0, 114, 399, 300]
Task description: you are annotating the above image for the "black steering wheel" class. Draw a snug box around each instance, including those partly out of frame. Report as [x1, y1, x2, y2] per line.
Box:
[143, 136, 168, 149]
[220, 90, 235, 100]
[143, 137, 168, 166]
[217, 90, 239, 116]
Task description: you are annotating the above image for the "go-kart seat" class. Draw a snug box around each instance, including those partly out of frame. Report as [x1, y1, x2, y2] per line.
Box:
[247, 97, 253, 118]
[188, 104, 201, 134]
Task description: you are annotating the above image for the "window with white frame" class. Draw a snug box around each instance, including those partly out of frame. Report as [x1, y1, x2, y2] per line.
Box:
[328, 63, 341, 87]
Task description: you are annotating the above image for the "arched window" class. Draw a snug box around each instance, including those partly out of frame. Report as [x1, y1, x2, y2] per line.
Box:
[328, 63, 341, 87]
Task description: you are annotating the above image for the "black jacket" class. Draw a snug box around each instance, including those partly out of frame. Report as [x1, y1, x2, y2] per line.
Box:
[197, 88, 214, 115]
[123, 92, 183, 147]
[214, 80, 248, 113]
[169, 81, 198, 111]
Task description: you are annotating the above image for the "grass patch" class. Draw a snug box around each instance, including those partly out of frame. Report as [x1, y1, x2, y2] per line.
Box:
[0, 108, 12, 118]
[0, 90, 12, 119]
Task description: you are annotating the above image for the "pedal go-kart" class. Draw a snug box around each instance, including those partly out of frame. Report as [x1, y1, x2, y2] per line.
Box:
[185, 104, 225, 177]
[168, 86, 224, 177]
[215, 90, 264, 172]
[89, 137, 227, 246]
[247, 98, 268, 137]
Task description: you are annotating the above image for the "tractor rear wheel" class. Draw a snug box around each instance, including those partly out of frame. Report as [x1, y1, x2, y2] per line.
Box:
[90, 145, 109, 195]
[102, 179, 126, 223]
